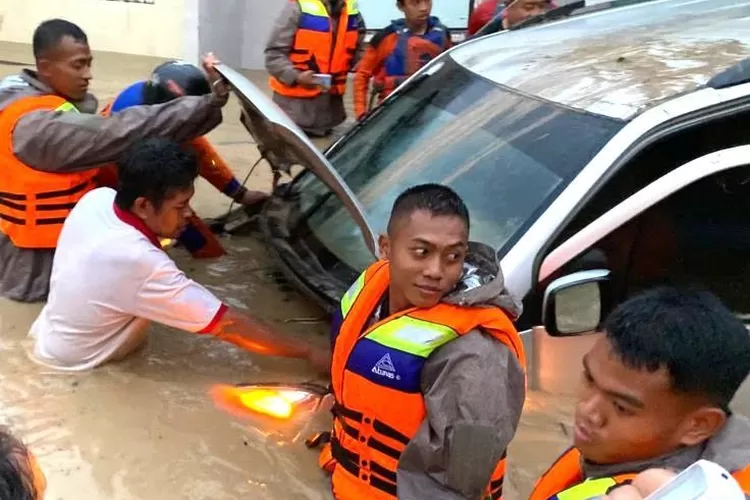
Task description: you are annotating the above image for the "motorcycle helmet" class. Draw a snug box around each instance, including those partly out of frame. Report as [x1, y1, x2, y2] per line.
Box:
[142, 60, 211, 105]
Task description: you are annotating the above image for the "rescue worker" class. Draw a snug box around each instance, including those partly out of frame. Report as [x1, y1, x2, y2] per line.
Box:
[318, 184, 527, 499]
[0, 19, 229, 303]
[529, 287, 750, 500]
[467, 0, 551, 36]
[30, 138, 328, 372]
[353, 0, 451, 120]
[0, 426, 46, 499]
[265, 0, 366, 137]
[99, 60, 269, 259]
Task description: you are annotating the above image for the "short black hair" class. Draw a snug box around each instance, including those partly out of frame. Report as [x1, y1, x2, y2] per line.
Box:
[387, 184, 470, 234]
[0, 428, 38, 500]
[603, 287, 750, 409]
[114, 139, 198, 211]
[32, 19, 88, 60]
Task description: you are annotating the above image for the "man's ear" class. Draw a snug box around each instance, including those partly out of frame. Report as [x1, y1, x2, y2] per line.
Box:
[130, 197, 153, 221]
[378, 233, 390, 261]
[678, 406, 727, 447]
[36, 59, 52, 78]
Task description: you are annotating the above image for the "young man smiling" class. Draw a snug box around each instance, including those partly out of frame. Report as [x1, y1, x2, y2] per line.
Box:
[30, 139, 326, 372]
[319, 184, 526, 499]
[530, 287, 750, 499]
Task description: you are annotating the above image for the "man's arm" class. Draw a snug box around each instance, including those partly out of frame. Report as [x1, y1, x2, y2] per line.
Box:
[13, 94, 223, 173]
[188, 136, 242, 198]
[397, 331, 526, 499]
[265, 2, 303, 86]
[354, 45, 380, 119]
[132, 249, 328, 371]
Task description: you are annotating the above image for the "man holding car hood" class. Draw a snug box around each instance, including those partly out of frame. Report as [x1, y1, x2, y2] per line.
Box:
[318, 184, 526, 499]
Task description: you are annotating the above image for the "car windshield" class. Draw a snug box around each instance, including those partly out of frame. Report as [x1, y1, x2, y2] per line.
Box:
[292, 56, 623, 273]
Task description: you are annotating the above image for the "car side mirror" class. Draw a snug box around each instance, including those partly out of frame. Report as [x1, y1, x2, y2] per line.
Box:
[542, 269, 613, 337]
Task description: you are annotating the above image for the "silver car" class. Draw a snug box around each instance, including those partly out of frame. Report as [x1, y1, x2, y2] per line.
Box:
[217, 0, 750, 406]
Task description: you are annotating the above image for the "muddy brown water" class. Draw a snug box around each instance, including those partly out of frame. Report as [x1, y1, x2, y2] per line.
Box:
[0, 43, 573, 499]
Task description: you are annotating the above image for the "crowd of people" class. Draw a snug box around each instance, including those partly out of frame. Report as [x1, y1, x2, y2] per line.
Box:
[0, 0, 748, 499]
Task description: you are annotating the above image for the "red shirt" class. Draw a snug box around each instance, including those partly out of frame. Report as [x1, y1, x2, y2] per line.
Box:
[468, 0, 501, 35]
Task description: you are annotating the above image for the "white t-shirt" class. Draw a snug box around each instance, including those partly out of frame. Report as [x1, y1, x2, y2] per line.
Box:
[30, 187, 226, 371]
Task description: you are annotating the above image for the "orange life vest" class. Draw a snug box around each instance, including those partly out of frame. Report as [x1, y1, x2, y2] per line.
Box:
[0, 95, 97, 249]
[269, 0, 360, 98]
[530, 447, 750, 499]
[324, 260, 527, 500]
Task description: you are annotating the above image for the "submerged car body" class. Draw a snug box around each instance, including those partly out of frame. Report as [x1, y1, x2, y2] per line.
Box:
[217, 0, 750, 404]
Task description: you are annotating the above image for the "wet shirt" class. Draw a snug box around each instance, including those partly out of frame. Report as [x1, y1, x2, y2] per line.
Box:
[30, 188, 226, 371]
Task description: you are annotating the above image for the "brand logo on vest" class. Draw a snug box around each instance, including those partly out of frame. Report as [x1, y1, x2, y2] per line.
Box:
[372, 353, 400, 380]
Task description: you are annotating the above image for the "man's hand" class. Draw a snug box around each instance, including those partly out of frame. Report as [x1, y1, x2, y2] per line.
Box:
[239, 189, 269, 207]
[296, 70, 319, 89]
[201, 52, 230, 106]
[605, 469, 676, 499]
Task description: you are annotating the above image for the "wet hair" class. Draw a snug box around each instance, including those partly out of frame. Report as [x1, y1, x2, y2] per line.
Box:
[387, 184, 470, 234]
[0, 429, 38, 500]
[114, 139, 198, 211]
[32, 19, 88, 60]
[603, 287, 750, 409]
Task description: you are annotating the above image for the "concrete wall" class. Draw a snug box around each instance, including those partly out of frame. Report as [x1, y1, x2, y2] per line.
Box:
[0, 0, 192, 59]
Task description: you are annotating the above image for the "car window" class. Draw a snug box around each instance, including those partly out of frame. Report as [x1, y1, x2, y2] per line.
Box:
[548, 165, 750, 317]
[548, 109, 750, 249]
[292, 56, 623, 273]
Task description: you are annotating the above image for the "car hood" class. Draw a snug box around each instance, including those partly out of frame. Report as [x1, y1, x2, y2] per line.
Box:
[214, 63, 378, 257]
[444, 241, 523, 320]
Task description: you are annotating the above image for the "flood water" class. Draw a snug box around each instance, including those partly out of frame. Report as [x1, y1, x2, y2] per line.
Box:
[0, 43, 575, 499]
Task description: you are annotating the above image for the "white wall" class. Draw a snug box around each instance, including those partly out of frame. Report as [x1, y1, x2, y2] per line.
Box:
[0, 0, 192, 59]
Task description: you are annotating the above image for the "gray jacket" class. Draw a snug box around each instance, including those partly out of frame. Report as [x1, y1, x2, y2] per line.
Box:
[0, 69, 224, 302]
[265, 0, 366, 136]
[347, 244, 526, 499]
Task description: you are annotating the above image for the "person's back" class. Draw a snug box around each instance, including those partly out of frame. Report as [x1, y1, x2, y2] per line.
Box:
[530, 287, 750, 499]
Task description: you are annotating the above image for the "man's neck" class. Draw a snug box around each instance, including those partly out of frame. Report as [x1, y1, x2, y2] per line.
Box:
[405, 20, 428, 35]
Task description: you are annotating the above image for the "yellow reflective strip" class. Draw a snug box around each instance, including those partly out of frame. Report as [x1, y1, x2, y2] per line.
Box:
[340, 271, 366, 318]
[557, 477, 618, 500]
[347, 0, 360, 15]
[298, 0, 328, 16]
[366, 316, 458, 358]
[55, 102, 79, 113]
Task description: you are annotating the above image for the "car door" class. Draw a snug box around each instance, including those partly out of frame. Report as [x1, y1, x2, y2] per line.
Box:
[214, 63, 379, 257]
[528, 145, 750, 409]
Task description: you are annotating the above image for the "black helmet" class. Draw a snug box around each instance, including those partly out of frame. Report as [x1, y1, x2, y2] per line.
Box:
[142, 60, 211, 105]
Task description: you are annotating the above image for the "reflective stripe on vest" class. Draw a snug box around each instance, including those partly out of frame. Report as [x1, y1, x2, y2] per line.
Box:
[269, 0, 360, 98]
[326, 260, 526, 500]
[530, 447, 750, 500]
[0, 95, 97, 249]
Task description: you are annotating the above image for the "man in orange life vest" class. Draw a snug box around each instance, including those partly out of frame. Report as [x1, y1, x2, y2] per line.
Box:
[265, 0, 366, 137]
[0, 19, 229, 302]
[353, 0, 451, 120]
[319, 184, 527, 499]
[99, 61, 269, 259]
[530, 287, 750, 500]
[0, 426, 47, 500]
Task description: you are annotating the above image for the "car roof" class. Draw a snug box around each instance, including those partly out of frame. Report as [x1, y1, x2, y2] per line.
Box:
[451, 0, 750, 120]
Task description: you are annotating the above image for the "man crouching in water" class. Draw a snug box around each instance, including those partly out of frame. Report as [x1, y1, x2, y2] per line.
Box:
[530, 287, 750, 499]
[319, 184, 526, 499]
